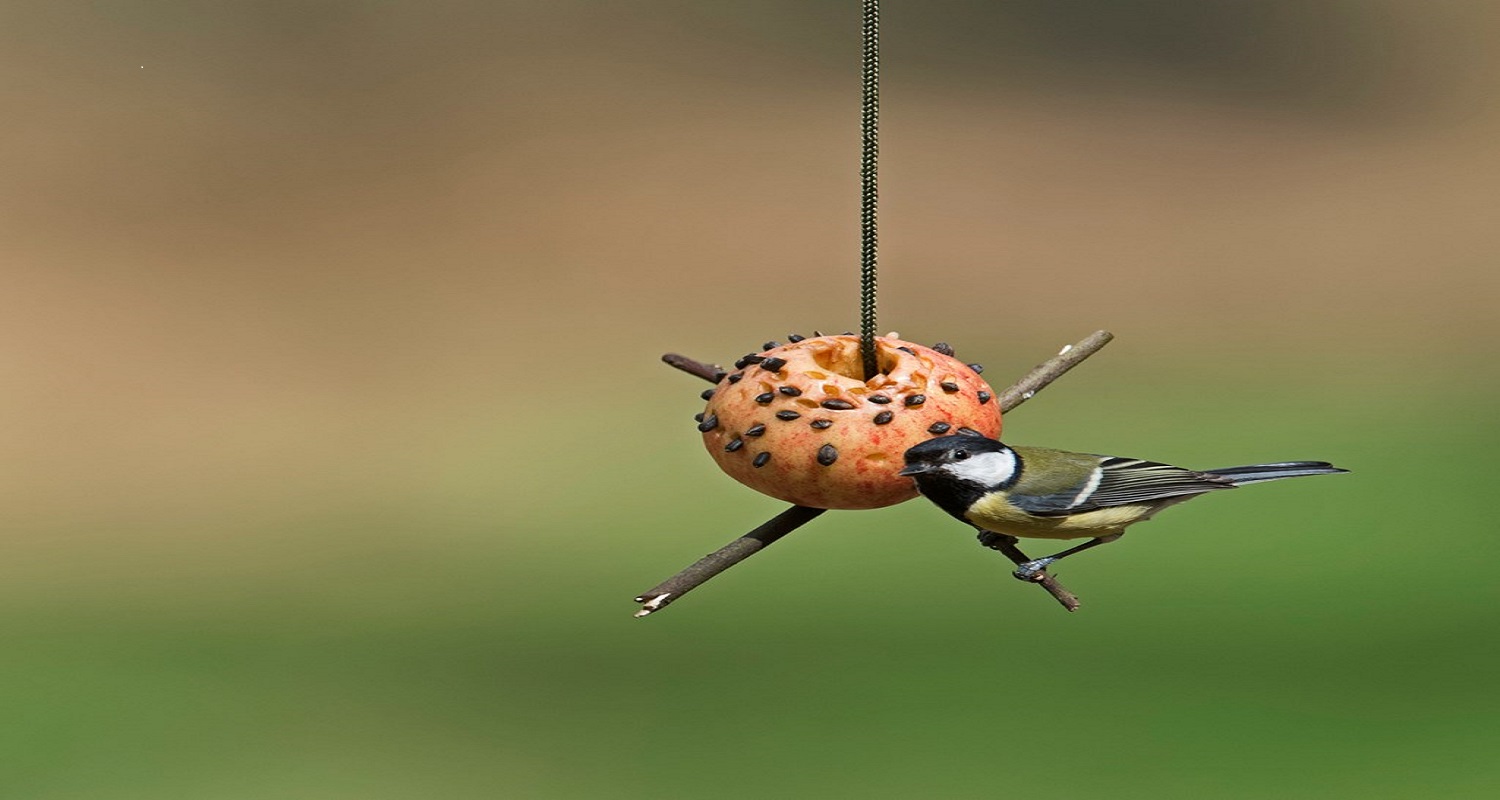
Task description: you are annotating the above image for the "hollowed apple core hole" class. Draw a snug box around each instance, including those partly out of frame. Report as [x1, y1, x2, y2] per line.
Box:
[809, 339, 898, 381]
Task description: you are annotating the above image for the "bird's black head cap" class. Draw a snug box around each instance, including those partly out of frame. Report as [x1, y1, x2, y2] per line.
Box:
[901, 434, 1006, 473]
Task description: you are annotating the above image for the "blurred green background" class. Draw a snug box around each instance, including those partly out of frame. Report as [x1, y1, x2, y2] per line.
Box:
[3, 1, 1497, 797]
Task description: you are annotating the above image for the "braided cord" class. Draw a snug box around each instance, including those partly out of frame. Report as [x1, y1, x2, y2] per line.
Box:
[859, 0, 880, 380]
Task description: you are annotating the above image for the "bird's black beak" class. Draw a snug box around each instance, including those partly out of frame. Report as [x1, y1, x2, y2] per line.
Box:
[898, 463, 931, 477]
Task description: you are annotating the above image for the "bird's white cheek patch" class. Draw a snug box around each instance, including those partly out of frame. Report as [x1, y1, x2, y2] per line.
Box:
[945, 450, 1016, 485]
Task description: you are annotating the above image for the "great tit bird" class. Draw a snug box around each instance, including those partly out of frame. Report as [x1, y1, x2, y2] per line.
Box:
[900, 434, 1347, 580]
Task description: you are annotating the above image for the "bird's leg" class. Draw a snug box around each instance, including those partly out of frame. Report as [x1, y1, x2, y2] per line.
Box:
[1012, 534, 1123, 581]
[974, 530, 1083, 610]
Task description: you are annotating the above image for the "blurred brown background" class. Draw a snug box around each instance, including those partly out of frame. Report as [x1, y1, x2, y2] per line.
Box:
[3, 0, 1497, 531]
[2, 2, 1497, 798]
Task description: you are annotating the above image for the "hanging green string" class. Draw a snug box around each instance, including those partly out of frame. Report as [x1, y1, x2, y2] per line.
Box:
[859, 0, 880, 380]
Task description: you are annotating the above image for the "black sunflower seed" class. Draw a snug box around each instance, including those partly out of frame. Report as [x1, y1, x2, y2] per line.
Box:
[745, 423, 766, 437]
[753, 452, 771, 468]
[821, 399, 855, 410]
[700, 388, 716, 401]
[727, 372, 743, 384]
[778, 386, 802, 397]
[755, 392, 775, 404]
[868, 394, 892, 404]
[932, 342, 955, 356]
[873, 410, 894, 425]
[817, 444, 838, 466]
[904, 394, 927, 407]
[762, 341, 780, 351]
[928, 422, 952, 435]
[978, 390, 991, 405]
[787, 333, 805, 343]
[966, 363, 984, 374]
[775, 410, 801, 421]
[697, 414, 719, 432]
[725, 438, 744, 452]
[760, 357, 787, 372]
[940, 381, 959, 393]
[810, 419, 832, 430]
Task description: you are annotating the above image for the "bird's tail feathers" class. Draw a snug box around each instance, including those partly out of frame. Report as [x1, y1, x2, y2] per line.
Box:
[1204, 461, 1348, 486]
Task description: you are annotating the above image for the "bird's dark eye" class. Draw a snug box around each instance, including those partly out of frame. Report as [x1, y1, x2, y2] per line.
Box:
[954, 450, 970, 461]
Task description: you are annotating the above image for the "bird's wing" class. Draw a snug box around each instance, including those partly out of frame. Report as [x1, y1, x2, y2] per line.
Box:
[1011, 456, 1235, 517]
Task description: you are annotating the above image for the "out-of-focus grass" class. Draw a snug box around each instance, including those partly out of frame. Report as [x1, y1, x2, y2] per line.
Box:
[2, 356, 1494, 799]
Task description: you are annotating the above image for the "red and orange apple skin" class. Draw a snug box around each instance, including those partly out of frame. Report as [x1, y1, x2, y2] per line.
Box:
[698, 335, 1001, 510]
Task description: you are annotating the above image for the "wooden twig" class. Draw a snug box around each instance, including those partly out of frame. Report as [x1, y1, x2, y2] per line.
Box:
[978, 532, 1082, 612]
[637, 330, 1114, 616]
[661, 353, 724, 383]
[997, 330, 1114, 412]
[633, 506, 825, 617]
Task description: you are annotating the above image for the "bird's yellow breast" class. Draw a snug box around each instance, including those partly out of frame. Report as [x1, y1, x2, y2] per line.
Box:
[964, 491, 1158, 540]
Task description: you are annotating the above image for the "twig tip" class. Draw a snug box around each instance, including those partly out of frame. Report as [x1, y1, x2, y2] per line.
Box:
[633, 592, 673, 618]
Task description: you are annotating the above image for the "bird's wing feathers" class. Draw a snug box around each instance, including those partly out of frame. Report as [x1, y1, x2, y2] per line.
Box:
[1011, 456, 1235, 517]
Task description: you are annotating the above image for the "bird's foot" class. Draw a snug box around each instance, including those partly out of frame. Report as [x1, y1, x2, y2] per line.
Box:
[976, 531, 1013, 551]
[1012, 558, 1057, 582]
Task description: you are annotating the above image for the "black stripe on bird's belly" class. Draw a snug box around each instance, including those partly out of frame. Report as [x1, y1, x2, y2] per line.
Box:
[914, 477, 988, 524]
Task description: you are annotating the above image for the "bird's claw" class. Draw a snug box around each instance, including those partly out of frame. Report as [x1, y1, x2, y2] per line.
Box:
[976, 531, 1011, 551]
[1012, 558, 1056, 582]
